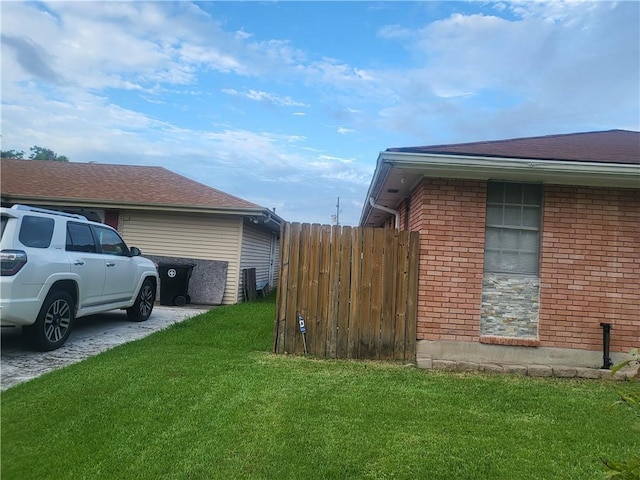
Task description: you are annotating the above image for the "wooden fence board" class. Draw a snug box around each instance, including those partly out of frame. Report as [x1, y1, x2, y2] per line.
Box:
[314, 225, 330, 356]
[393, 232, 409, 361]
[294, 223, 311, 353]
[274, 223, 418, 361]
[358, 228, 374, 359]
[347, 228, 362, 358]
[327, 226, 340, 358]
[284, 223, 301, 354]
[305, 224, 321, 354]
[273, 222, 290, 353]
[302, 224, 320, 356]
[336, 226, 352, 358]
[368, 229, 385, 359]
[380, 230, 397, 359]
[405, 232, 419, 362]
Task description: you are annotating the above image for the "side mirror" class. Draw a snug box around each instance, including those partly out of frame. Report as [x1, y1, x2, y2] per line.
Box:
[130, 246, 142, 256]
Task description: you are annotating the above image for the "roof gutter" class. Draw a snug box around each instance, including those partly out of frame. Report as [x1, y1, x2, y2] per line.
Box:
[259, 211, 283, 229]
[369, 197, 400, 229]
[380, 152, 639, 184]
[359, 153, 393, 226]
[0, 196, 272, 217]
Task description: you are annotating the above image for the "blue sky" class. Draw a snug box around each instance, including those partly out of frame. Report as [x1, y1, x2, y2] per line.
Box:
[2, 1, 638, 226]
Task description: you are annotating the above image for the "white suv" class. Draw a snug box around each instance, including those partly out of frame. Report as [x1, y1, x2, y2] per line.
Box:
[0, 204, 159, 351]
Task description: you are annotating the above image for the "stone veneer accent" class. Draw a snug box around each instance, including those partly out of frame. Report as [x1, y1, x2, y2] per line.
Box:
[481, 273, 540, 338]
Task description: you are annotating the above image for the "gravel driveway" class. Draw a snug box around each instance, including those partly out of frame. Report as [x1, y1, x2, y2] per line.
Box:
[1, 305, 211, 391]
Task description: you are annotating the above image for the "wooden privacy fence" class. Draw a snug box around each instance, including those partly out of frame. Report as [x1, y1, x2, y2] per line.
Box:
[273, 223, 419, 361]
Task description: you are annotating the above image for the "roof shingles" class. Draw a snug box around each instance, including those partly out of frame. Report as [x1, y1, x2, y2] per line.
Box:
[0, 160, 260, 209]
[388, 130, 640, 164]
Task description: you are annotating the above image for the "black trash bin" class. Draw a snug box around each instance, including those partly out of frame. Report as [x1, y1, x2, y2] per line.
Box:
[158, 263, 196, 306]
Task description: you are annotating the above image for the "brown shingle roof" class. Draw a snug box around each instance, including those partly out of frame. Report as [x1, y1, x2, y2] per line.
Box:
[0, 159, 261, 210]
[387, 130, 640, 164]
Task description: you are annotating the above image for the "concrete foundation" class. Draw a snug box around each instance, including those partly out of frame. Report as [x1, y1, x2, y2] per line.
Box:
[416, 339, 636, 380]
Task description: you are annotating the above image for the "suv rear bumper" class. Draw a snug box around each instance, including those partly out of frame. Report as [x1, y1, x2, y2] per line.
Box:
[0, 280, 43, 326]
[0, 298, 40, 326]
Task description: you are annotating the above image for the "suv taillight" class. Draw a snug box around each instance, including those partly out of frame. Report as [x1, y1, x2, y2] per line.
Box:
[1, 250, 27, 276]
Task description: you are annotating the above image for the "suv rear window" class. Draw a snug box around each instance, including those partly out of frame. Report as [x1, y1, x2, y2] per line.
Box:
[1, 216, 7, 240]
[19, 215, 55, 248]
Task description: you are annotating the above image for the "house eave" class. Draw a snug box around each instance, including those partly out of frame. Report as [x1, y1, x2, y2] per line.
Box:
[0, 196, 284, 231]
[360, 151, 640, 227]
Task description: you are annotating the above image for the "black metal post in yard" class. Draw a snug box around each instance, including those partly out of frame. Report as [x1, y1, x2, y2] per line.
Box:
[600, 322, 613, 369]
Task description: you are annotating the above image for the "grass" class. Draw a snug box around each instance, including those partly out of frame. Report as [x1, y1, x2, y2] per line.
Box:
[1, 295, 638, 480]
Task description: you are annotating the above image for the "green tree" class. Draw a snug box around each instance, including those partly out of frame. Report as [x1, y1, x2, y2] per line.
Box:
[29, 146, 69, 162]
[1, 149, 25, 159]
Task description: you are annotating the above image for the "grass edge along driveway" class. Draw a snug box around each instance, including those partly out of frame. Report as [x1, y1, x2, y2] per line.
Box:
[1, 296, 637, 480]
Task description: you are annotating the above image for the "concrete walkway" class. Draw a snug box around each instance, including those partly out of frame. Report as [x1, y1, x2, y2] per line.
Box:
[1, 305, 211, 391]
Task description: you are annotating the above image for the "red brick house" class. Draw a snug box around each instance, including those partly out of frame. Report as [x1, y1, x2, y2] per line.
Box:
[360, 130, 639, 373]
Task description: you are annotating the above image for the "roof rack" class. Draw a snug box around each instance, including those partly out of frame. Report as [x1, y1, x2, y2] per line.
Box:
[11, 204, 88, 220]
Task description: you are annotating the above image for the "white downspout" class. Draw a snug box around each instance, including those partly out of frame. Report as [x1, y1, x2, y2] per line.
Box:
[369, 197, 400, 229]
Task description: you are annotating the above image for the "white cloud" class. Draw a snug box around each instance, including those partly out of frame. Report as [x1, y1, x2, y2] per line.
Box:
[179, 45, 248, 74]
[1, 1, 257, 91]
[1, 1, 637, 224]
[372, 1, 639, 141]
[222, 88, 308, 107]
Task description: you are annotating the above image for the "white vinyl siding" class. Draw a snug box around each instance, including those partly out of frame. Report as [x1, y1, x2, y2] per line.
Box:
[119, 210, 242, 305]
[240, 223, 279, 299]
[239, 222, 278, 302]
[271, 235, 279, 287]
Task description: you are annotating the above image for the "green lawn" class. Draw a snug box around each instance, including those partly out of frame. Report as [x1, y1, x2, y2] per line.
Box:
[2, 296, 637, 480]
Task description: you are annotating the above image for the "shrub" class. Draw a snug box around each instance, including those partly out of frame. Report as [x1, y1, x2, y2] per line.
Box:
[602, 350, 640, 480]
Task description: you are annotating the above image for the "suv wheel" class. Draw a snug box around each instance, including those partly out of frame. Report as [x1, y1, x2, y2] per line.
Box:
[25, 290, 75, 351]
[127, 279, 155, 322]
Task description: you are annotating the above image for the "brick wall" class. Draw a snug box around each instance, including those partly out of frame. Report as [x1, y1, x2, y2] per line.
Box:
[409, 178, 486, 341]
[408, 180, 638, 354]
[540, 186, 640, 353]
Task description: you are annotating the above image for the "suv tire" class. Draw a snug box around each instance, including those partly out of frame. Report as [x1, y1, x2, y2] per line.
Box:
[25, 290, 75, 351]
[127, 279, 155, 322]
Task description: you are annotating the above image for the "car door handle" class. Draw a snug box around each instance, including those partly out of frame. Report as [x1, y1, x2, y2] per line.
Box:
[106, 262, 116, 267]
[73, 260, 85, 266]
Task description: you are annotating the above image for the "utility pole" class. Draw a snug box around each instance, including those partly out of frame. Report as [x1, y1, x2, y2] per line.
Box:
[335, 196, 340, 226]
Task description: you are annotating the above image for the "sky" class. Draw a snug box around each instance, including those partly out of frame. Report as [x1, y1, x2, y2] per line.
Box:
[2, 1, 639, 226]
